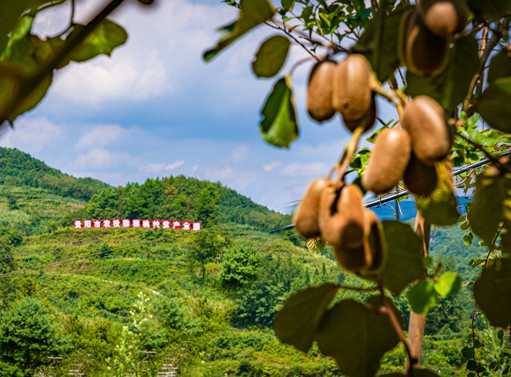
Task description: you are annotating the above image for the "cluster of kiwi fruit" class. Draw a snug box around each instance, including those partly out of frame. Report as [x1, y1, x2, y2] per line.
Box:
[401, 0, 467, 76]
[295, 2, 459, 274]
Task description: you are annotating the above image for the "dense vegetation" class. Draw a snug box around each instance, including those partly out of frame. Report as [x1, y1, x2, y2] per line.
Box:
[84, 176, 290, 232]
[0, 148, 108, 201]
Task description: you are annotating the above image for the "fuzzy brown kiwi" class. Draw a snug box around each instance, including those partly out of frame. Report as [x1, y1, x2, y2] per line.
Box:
[362, 127, 411, 194]
[318, 184, 365, 249]
[402, 96, 451, 164]
[362, 208, 385, 274]
[307, 60, 337, 122]
[343, 95, 377, 133]
[404, 153, 439, 196]
[293, 179, 330, 238]
[334, 244, 368, 273]
[332, 54, 372, 122]
[421, 0, 467, 37]
[400, 10, 449, 76]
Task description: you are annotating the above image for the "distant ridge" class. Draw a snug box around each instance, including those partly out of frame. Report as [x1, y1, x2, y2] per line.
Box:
[0, 147, 109, 201]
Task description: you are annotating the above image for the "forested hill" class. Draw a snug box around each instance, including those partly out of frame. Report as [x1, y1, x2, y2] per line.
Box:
[85, 176, 290, 232]
[0, 147, 108, 200]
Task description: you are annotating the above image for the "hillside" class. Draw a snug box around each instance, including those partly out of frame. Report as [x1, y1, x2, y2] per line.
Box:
[0, 147, 108, 201]
[0, 149, 497, 377]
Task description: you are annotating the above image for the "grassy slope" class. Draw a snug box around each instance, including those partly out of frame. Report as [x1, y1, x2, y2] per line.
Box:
[9, 227, 342, 376]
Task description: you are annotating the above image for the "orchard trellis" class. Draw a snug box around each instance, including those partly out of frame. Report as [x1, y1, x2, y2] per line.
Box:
[205, 0, 511, 376]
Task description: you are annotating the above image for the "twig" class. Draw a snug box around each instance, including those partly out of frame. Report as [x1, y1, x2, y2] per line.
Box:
[338, 284, 379, 293]
[454, 130, 509, 172]
[0, 0, 127, 126]
[336, 125, 365, 180]
[56, 0, 76, 38]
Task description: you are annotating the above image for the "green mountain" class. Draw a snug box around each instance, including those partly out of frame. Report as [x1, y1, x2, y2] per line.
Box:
[0, 147, 108, 201]
[0, 148, 498, 377]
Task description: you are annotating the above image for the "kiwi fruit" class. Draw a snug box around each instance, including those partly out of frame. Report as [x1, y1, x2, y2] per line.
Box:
[401, 96, 451, 164]
[343, 95, 377, 133]
[334, 244, 368, 273]
[307, 60, 336, 122]
[362, 208, 385, 274]
[404, 154, 439, 196]
[332, 54, 372, 122]
[362, 127, 411, 194]
[318, 184, 365, 249]
[293, 179, 330, 238]
[421, 0, 467, 37]
[400, 10, 449, 76]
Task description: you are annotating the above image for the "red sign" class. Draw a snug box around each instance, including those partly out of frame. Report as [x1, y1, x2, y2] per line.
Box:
[73, 219, 201, 231]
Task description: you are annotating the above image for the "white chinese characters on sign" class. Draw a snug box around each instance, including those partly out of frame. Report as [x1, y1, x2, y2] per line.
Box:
[72, 219, 201, 231]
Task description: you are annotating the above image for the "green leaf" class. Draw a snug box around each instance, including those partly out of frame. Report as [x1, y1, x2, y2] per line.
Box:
[467, 0, 511, 20]
[355, 4, 411, 82]
[203, 0, 275, 62]
[488, 49, 511, 83]
[316, 299, 400, 377]
[259, 76, 299, 148]
[69, 19, 128, 62]
[251, 35, 290, 78]
[476, 78, 511, 133]
[468, 167, 511, 245]
[434, 271, 461, 298]
[273, 283, 339, 353]
[406, 35, 480, 114]
[474, 258, 511, 327]
[407, 280, 439, 314]
[416, 162, 460, 226]
[377, 221, 425, 294]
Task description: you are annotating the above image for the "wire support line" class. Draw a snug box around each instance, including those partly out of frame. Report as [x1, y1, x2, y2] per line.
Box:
[270, 150, 511, 234]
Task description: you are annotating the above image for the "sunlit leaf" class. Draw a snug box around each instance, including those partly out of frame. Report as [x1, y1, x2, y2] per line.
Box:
[474, 258, 511, 327]
[376, 221, 425, 294]
[252, 35, 290, 78]
[69, 19, 128, 62]
[434, 271, 461, 298]
[407, 280, 439, 314]
[274, 283, 339, 352]
[468, 166, 511, 245]
[476, 78, 511, 133]
[315, 298, 400, 377]
[355, 4, 411, 81]
[259, 75, 298, 148]
[203, 0, 275, 62]
[416, 161, 459, 226]
[406, 35, 480, 113]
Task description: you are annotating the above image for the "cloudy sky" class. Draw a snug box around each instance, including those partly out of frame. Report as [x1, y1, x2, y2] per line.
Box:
[1, 0, 394, 212]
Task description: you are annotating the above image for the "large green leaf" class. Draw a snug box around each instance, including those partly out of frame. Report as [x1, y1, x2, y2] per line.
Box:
[259, 75, 299, 148]
[475, 77, 511, 133]
[315, 298, 400, 377]
[355, 4, 411, 82]
[406, 35, 480, 114]
[488, 49, 511, 83]
[474, 258, 511, 327]
[273, 283, 339, 352]
[468, 166, 511, 245]
[467, 0, 511, 20]
[251, 35, 290, 78]
[0, 0, 63, 52]
[407, 280, 439, 314]
[69, 20, 128, 63]
[416, 162, 460, 226]
[376, 221, 425, 294]
[203, 0, 275, 62]
[434, 271, 461, 298]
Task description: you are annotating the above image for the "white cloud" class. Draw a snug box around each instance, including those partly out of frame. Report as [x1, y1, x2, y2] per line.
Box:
[263, 161, 282, 172]
[230, 144, 249, 162]
[77, 125, 126, 149]
[76, 148, 116, 168]
[280, 162, 328, 177]
[0, 117, 62, 153]
[144, 160, 185, 174]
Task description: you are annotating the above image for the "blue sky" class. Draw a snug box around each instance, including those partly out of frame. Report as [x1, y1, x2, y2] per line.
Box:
[0, 0, 395, 212]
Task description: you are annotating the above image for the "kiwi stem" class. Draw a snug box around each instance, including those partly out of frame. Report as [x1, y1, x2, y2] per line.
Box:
[370, 76, 406, 119]
[335, 125, 365, 180]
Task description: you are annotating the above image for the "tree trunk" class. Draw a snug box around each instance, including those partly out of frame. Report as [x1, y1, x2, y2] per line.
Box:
[407, 211, 431, 365]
